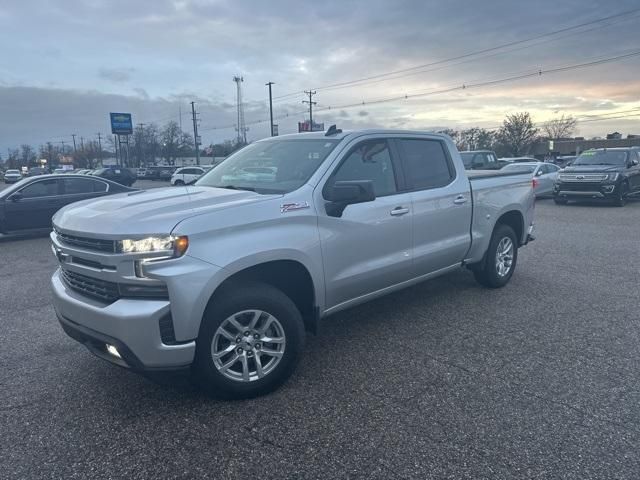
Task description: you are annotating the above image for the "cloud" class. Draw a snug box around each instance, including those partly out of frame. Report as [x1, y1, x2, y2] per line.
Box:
[358, 110, 369, 117]
[98, 68, 134, 83]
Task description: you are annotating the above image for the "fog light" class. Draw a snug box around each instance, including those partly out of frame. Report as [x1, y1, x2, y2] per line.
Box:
[106, 344, 121, 359]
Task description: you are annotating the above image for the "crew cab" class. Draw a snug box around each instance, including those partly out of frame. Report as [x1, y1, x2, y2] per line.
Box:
[553, 147, 640, 206]
[50, 129, 535, 399]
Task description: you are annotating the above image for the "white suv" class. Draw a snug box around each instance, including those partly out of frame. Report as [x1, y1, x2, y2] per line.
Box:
[171, 166, 209, 186]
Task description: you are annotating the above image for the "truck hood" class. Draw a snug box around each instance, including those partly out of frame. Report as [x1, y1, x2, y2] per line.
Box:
[563, 164, 622, 173]
[53, 186, 277, 237]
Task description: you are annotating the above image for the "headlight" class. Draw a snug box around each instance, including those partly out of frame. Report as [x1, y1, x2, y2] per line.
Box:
[118, 235, 189, 256]
[607, 173, 619, 181]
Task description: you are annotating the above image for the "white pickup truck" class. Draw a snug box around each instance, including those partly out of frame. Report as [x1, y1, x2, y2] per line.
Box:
[51, 128, 535, 398]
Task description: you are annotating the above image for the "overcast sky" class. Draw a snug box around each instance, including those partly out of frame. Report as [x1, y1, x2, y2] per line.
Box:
[1, 0, 640, 154]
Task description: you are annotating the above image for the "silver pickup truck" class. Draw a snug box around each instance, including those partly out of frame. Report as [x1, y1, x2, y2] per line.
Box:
[50, 129, 535, 399]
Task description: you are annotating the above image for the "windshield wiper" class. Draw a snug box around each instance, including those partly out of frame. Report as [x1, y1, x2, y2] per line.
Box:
[218, 185, 256, 192]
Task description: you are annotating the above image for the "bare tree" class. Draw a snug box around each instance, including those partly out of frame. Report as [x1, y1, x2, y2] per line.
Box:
[496, 112, 539, 156]
[20, 144, 36, 167]
[542, 114, 577, 139]
[459, 128, 495, 150]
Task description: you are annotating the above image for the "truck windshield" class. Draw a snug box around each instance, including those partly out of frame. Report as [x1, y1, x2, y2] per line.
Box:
[573, 150, 628, 166]
[196, 139, 340, 194]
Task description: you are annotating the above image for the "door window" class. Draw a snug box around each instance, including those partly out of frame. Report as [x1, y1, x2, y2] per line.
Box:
[331, 140, 397, 197]
[397, 139, 454, 190]
[63, 178, 95, 194]
[19, 179, 60, 198]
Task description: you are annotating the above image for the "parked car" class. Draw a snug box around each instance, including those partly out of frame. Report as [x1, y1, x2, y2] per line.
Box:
[500, 156, 538, 163]
[53, 168, 68, 174]
[51, 128, 535, 399]
[459, 150, 507, 170]
[27, 167, 48, 176]
[91, 167, 136, 187]
[3, 169, 23, 184]
[0, 175, 134, 234]
[554, 156, 576, 167]
[553, 147, 640, 206]
[75, 169, 91, 175]
[137, 168, 149, 179]
[501, 162, 560, 197]
[171, 166, 209, 186]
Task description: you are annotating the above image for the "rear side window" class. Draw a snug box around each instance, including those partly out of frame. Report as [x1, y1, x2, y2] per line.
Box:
[397, 139, 454, 190]
[63, 178, 95, 194]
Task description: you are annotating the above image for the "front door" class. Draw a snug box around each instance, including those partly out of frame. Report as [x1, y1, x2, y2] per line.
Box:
[317, 138, 413, 309]
[4, 178, 62, 231]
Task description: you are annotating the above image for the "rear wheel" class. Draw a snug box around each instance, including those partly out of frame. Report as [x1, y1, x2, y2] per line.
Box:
[174, 180, 184, 186]
[473, 224, 518, 288]
[193, 282, 305, 399]
[554, 197, 568, 205]
[613, 181, 628, 207]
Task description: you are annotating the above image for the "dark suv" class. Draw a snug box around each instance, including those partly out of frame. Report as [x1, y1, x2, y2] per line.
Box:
[553, 148, 640, 206]
[91, 167, 136, 187]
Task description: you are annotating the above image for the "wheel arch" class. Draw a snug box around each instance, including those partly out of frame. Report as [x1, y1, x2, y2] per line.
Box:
[201, 258, 320, 335]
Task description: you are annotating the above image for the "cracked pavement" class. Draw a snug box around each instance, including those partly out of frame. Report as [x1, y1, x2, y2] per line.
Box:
[1, 198, 639, 479]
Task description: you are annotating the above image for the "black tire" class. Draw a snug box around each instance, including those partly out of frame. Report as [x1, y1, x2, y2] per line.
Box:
[174, 180, 184, 186]
[613, 181, 628, 207]
[553, 197, 568, 205]
[192, 282, 305, 399]
[473, 224, 518, 289]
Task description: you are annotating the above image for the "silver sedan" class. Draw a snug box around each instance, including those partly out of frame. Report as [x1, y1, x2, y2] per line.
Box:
[501, 162, 561, 197]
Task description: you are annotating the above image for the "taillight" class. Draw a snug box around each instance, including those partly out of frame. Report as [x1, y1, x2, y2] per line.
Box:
[532, 178, 539, 189]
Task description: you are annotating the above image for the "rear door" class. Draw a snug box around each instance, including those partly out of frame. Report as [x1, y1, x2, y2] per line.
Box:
[540, 164, 559, 195]
[629, 151, 640, 191]
[317, 137, 413, 309]
[4, 178, 63, 231]
[395, 137, 472, 276]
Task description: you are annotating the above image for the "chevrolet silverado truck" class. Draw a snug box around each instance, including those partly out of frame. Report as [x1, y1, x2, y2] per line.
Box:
[50, 128, 535, 399]
[553, 147, 640, 206]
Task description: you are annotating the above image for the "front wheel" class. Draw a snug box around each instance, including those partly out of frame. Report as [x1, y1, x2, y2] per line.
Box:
[192, 282, 305, 399]
[174, 180, 184, 186]
[554, 197, 568, 205]
[613, 182, 628, 207]
[473, 224, 518, 288]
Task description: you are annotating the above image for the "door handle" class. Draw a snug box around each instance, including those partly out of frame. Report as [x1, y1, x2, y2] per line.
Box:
[390, 207, 410, 216]
[453, 195, 468, 205]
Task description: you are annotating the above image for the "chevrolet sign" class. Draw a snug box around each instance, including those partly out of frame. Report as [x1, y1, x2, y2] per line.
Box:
[110, 112, 133, 135]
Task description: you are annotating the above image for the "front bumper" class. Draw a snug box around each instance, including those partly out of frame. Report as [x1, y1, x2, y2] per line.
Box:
[52, 268, 196, 370]
[554, 182, 619, 200]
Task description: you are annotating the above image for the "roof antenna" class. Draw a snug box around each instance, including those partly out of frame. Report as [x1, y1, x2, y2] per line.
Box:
[325, 124, 342, 136]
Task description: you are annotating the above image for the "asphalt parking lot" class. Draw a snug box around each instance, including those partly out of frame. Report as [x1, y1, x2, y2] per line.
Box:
[1, 193, 639, 479]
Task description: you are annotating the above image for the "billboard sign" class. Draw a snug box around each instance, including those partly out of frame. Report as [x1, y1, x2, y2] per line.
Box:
[298, 121, 324, 133]
[110, 112, 133, 135]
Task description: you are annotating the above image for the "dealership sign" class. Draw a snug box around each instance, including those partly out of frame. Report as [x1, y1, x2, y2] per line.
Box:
[110, 112, 133, 135]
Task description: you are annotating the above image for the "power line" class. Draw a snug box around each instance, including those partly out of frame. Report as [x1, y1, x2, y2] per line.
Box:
[271, 8, 640, 102]
[201, 49, 640, 133]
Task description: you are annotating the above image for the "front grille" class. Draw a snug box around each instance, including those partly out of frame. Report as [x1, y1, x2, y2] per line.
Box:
[57, 231, 117, 253]
[558, 173, 607, 182]
[558, 182, 603, 192]
[61, 269, 120, 303]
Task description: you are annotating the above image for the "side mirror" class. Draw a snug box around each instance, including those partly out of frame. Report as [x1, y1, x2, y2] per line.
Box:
[628, 159, 639, 167]
[10, 191, 23, 202]
[324, 180, 376, 217]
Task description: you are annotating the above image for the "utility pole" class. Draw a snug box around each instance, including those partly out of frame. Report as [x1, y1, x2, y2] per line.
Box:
[179, 105, 182, 131]
[47, 142, 53, 169]
[80, 137, 84, 150]
[138, 123, 145, 167]
[71, 134, 77, 153]
[96, 133, 102, 166]
[266, 82, 275, 137]
[190, 101, 200, 166]
[113, 134, 119, 165]
[302, 90, 317, 130]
